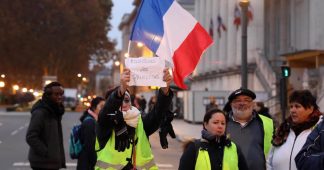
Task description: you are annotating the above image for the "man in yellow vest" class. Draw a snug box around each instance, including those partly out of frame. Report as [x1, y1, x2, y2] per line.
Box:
[95, 68, 173, 170]
[225, 88, 274, 170]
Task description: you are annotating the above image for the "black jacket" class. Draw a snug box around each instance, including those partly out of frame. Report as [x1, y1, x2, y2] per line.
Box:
[295, 117, 324, 170]
[26, 99, 66, 169]
[179, 137, 248, 170]
[77, 114, 97, 170]
[97, 88, 173, 150]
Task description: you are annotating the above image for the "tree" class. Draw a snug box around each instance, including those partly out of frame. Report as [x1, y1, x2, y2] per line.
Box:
[0, 0, 115, 90]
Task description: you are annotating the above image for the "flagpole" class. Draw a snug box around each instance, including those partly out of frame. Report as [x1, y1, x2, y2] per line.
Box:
[240, 0, 249, 89]
[127, 40, 131, 57]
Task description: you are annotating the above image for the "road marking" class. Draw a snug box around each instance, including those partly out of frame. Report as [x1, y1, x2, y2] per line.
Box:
[0, 112, 30, 116]
[10, 125, 27, 136]
[157, 163, 173, 168]
[13, 162, 77, 167]
[0, 122, 2, 126]
[0, 140, 2, 144]
[11, 130, 18, 136]
[13, 162, 30, 166]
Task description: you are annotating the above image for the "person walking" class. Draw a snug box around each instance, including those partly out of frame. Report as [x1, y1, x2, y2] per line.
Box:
[225, 88, 274, 170]
[205, 96, 218, 113]
[254, 101, 272, 119]
[267, 90, 321, 170]
[26, 82, 66, 170]
[179, 108, 248, 170]
[295, 116, 324, 170]
[77, 97, 105, 170]
[95, 68, 173, 170]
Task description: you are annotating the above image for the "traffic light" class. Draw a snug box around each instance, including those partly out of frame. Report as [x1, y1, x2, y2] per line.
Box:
[281, 66, 291, 78]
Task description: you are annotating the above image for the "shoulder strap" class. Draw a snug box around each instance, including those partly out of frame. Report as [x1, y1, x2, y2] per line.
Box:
[84, 115, 95, 122]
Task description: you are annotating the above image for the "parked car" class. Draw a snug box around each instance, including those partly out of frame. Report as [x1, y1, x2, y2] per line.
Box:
[63, 97, 77, 111]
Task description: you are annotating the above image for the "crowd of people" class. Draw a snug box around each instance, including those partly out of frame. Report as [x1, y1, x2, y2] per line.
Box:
[25, 68, 323, 170]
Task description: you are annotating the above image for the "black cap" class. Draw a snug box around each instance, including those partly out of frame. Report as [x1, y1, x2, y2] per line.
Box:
[228, 88, 256, 103]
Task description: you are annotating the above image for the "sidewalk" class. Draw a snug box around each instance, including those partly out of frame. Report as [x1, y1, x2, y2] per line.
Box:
[172, 119, 202, 142]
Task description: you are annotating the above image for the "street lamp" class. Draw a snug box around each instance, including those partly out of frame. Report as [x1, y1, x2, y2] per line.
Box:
[0, 81, 5, 88]
[1, 74, 5, 78]
[240, 0, 249, 88]
[114, 60, 120, 66]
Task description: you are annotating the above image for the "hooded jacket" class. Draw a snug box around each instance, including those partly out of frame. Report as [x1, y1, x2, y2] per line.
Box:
[26, 99, 66, 169]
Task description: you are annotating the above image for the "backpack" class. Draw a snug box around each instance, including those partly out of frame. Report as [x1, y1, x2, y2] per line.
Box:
[69, 116, 94, 159]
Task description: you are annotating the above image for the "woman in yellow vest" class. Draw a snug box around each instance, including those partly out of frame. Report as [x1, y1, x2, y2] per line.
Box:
[179, 109, 248, 170]
[95, 68, 173, 170]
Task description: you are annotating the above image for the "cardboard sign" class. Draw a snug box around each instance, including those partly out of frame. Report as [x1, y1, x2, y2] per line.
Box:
[125, 57, 166, 87]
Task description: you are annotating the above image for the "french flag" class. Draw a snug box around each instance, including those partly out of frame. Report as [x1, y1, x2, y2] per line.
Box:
[130, 0, 213, 89]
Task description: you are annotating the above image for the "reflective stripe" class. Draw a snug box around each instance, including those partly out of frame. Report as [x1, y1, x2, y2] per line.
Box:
[136, 159, 156, 170]
[95, 160, 124, 169]
[195, 141, 238, 170]
[96, 159, 156, 170]
[259, 114, 274, 156]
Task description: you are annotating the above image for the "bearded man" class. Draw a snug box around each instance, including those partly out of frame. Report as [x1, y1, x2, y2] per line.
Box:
[226, 88, 274, 170]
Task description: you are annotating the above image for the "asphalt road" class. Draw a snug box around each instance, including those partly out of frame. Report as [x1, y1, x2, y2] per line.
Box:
[0, 111, 182, 170]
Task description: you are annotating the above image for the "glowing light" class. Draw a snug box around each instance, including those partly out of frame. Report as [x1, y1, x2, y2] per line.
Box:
[77, 73, 82, 78]
[45, 80, 52, 85]
[114, 61, 120, 66]
[13, 85, 19, 90]
[0, 81, 5, 88]
[33, 92, 40, 97]
[240, 0, 249, 3]
[22, 88, 28, 93]
[0, 74, 5, 78]
[124, 53, 129, 58]
[137, 42, 144, 47]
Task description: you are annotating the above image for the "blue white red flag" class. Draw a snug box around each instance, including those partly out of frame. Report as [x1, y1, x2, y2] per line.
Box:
[217, 15, 227, 38]
[130, 0, 213, 89]
[233, 5, 241, 30]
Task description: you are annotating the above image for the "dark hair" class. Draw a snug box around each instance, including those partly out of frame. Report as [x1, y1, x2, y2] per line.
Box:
[289, 90, 319, 110]
[43, 82, 62, 96]
[80, 96, 104, 121]
[256, 102, 265, 108]
[89, 97, 105, 112]
[203, 108, 227, 124]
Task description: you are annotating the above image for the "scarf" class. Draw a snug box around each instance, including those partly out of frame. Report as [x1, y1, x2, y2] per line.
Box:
[201, 129, 231, 146]
[122, 106, 140, 128]
[272, 109, 322, 146]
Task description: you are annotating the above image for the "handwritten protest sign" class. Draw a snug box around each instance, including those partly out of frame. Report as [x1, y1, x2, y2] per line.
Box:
[125, 57, 166, 87]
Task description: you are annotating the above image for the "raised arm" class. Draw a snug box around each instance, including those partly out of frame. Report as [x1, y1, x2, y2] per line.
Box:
[96, 68, 130, 149]
[142, 68, 174, 136]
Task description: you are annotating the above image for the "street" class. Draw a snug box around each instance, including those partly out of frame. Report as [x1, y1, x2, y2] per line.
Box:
[0, 111, 182, 170]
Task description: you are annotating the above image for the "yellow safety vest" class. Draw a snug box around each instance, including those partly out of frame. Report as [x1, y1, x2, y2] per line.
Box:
[195, 141, 238, 170]
[95, 116, 158, 170]
[258, 114, 274, 156]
